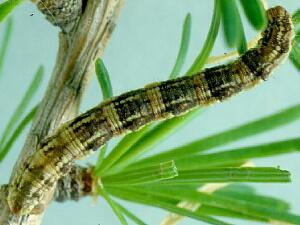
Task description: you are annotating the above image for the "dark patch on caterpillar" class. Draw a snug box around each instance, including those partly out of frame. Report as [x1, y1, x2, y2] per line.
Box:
[241, 49, 266, 77]
[157, 77, 197, 115]
[7, 6, 295, 215]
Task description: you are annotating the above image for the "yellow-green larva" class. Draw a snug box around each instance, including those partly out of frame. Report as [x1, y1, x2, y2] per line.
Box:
[7, 6, 295, 215]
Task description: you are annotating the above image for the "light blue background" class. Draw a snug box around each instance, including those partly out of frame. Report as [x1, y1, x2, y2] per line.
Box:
[0, 1, 299, 224]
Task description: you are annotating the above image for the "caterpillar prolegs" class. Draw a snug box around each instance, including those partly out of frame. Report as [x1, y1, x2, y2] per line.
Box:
[8, 6, 295, 215]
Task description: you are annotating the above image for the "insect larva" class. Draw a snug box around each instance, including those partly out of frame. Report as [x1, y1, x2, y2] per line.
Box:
[8, 6, 295, 215]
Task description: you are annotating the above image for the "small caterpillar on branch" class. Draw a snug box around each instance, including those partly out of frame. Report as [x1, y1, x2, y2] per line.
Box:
[7, 6, 295, 215]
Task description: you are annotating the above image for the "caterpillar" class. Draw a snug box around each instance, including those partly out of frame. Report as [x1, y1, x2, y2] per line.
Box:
[7, 6, 295, 215]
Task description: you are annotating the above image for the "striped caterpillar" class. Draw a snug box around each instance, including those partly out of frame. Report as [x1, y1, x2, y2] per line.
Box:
[7, 6, 295, 215]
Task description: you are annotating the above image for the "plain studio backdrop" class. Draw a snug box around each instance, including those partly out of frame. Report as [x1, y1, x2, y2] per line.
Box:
[0, 1, 299, 224]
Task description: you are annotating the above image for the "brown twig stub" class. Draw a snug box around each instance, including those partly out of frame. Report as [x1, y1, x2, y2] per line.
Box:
[35, 0, 83, 32]
[53, 166, 95, 202]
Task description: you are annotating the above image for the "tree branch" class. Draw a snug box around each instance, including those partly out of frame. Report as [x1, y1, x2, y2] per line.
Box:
[0, 0, 124, 224]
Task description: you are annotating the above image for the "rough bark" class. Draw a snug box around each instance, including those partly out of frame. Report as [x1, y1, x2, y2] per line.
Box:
[0, 0, 124, 224]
